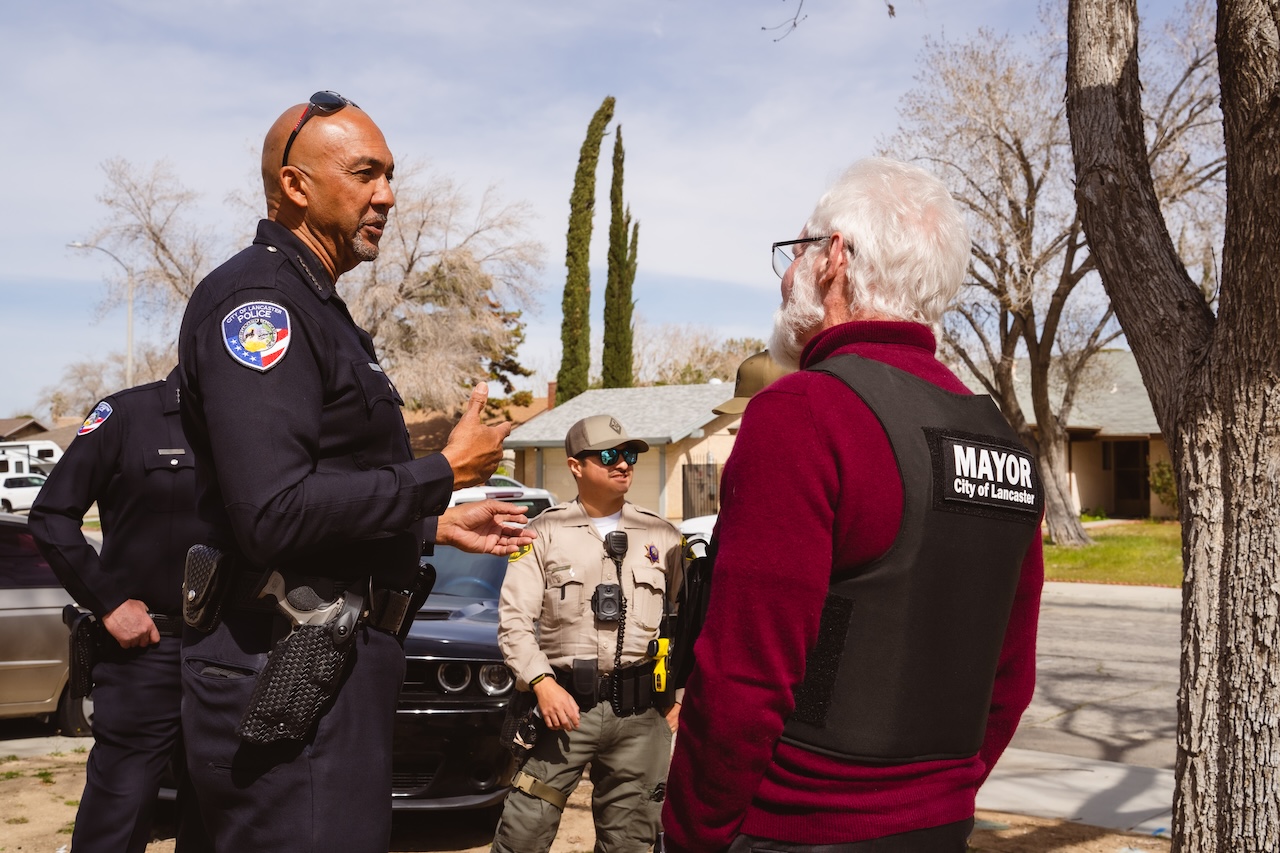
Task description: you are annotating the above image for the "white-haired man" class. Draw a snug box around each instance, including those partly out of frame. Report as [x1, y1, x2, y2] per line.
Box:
[662, 158, 1045, 852]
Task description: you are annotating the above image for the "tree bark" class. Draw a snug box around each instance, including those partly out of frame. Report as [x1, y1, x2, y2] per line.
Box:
[1066, 0, 1280, 849]
[1037, 427, 1091, 547]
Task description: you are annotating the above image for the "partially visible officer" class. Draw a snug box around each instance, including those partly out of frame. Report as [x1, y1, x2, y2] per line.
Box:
[711, 349, 794, 418]
[177, 91, 534, 853]
[28, 367, 210, 853]
[662, 158, 1045, 852]
[492, 414, 685, 853]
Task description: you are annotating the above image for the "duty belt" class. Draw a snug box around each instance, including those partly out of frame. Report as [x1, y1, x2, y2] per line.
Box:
[228, 572, 414, 635]
[149, 613, 183, 638]
[553, 660, 657, 716]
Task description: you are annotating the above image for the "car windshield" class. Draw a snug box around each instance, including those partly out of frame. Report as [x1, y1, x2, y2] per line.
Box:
[426, 545, 510, 599]
[454, 496, 552, 520]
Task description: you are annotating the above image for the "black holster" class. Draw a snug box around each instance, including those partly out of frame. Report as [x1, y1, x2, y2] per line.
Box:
[63, 605, 105, 699]
[499, 690, 541, 765]
[236, 580, 364, 745]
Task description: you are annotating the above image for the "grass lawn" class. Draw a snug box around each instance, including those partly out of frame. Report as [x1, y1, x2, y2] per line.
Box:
[1042, 521, 1182, 587]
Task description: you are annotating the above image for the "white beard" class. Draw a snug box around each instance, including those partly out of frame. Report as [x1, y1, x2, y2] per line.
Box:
[768, 257, 825, 370]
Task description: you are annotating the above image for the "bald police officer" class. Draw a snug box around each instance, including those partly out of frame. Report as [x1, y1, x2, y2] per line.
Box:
[493, 415, 685, 853]
[177, 92, 533, 853]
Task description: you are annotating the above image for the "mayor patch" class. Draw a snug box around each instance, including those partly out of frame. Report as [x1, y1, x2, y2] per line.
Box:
[932, 432, 1043, 518]
[222, 301, 291, 372]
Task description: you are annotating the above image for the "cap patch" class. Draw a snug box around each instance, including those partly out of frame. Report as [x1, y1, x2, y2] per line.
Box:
[609, 417, 622, 434]
[222, 301, 291, 372]
[77, 401, 113, 436]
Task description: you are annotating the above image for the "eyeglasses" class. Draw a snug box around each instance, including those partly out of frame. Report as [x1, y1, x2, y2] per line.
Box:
[281, 91, 360, 168]
[581, 447, 639, 467]
[772, 236, 831, 279]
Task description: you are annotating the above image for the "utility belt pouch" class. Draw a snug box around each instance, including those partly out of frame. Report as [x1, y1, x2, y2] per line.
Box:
[572, 658, 599, 704]
[370, 562, 436, 645]
[183, 544, 231, 632]
[236, 571, 364, 745]
[610, 662, 655, 718]
[63, 605, 106, 699]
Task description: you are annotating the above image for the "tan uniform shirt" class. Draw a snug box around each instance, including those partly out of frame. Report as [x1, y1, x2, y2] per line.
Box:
[498, 499, 685, 688]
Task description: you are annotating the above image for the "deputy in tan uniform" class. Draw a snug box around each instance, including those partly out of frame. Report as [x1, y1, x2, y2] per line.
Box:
[492, 414, 685, 853]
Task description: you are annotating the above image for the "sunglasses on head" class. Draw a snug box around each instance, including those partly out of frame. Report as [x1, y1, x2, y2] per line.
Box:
[581, 447, 639, 467]
[281, 90, 360, 168]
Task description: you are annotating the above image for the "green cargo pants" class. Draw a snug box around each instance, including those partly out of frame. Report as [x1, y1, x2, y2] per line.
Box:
[490, 702, 673, 853]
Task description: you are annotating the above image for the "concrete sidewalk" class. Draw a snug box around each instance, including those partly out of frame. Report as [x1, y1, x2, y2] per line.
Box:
[980, 747, 1173, 838]
[975, 579, 1179, 840]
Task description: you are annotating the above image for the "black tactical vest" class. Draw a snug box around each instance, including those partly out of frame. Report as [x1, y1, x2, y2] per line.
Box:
[779, 354, 1043, 764]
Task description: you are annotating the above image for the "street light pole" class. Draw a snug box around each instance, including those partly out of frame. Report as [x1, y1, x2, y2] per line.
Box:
[68, 241, 135, 387]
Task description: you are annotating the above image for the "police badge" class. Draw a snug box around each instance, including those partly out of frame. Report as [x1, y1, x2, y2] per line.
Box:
[223, 301, 292, 372]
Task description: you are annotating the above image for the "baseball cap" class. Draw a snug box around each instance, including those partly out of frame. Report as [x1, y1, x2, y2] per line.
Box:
[565, 414, 650, 458]
[712, 351, 794, 415]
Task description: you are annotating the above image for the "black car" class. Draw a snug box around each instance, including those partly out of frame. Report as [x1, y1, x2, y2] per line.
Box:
[391, 544, 518, 810]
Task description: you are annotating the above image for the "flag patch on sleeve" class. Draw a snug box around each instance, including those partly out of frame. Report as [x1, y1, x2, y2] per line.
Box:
[77, 401, 113, 436]
[222, 301, 291, 372]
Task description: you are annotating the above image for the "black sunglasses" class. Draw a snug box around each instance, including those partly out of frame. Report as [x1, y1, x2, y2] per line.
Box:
[581, 447, 639, 467]
[281, 91, 360, 168]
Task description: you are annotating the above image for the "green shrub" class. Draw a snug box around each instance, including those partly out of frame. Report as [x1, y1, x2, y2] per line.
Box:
[1149, 460, 1178, 512]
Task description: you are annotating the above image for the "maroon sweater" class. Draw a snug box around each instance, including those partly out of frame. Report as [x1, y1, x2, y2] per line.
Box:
[662, 321, 1043, 851]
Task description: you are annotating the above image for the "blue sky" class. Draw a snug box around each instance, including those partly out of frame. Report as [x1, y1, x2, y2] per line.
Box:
[2, 0, 1172, 418]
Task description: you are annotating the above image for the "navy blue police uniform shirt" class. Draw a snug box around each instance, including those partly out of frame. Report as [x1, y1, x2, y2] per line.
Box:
[177, 219, 453, 587]
[28, 369, 211, 619]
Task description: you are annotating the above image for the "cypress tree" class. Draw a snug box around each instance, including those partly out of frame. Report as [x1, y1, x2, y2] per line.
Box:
[602, 126, 639, 388]
[556, 95, 615, 404]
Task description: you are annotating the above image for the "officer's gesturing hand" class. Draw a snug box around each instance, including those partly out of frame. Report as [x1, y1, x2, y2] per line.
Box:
[533, 676, 581, 731]
[102, 599, 160, 648]
[442, 382, 511, 489]
[438, 500, 537, 556]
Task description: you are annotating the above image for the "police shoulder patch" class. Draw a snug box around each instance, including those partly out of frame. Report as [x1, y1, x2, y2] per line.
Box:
[222, 301, 291, 372]
[509, 544, 533, 563]
[77, 401, 113, 436]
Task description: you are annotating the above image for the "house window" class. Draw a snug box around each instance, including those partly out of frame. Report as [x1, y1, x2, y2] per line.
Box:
[0, 461, 7, 474]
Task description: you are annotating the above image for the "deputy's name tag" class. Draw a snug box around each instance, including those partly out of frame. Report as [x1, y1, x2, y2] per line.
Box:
[938, 435, 1042, 516]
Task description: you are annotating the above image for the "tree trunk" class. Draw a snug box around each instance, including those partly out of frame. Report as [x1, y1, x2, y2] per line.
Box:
[1066, 1, 1280, 849]
[1038, 430, 1091, 547]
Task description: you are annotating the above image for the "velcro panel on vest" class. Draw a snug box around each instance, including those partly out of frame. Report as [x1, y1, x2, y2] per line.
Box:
[791, 594, 853, 725]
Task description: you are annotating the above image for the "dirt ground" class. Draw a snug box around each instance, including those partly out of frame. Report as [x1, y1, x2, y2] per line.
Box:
[0, 750, 1170, 853]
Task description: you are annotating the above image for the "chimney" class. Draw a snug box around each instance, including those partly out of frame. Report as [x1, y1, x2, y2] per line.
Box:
[547, 381, 557, 410]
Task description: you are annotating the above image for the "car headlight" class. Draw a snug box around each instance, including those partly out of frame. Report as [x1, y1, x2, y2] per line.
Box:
[477, 664, 514, 696]
[437, 662, 472, 693]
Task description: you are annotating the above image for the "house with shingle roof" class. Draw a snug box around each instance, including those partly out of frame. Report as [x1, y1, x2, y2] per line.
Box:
[957, 349, 1171, 518]
[505, 383, 737, 520]
[508, 349, 1169, 523]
